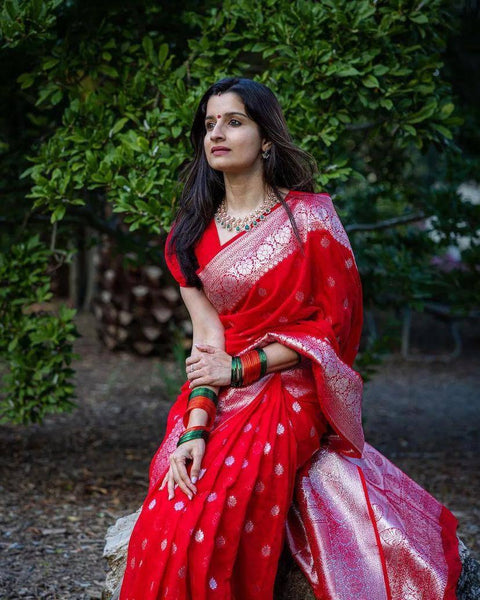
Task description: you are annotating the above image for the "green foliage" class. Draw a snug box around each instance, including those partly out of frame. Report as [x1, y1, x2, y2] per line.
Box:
[20, 27, 195, 234]
[21, 1, 465, 228]
[0, 0, 63, 48]
[0, 235, 78, 424]
[184, 0, 460, 167]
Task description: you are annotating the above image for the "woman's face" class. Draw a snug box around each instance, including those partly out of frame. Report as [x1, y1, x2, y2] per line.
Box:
[203, 92, 270, 176]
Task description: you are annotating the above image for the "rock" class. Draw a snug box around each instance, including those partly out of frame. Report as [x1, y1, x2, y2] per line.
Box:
[457, 538, 480, 600]
[102, 509, 140, 600]
[103, 511, 480, 599]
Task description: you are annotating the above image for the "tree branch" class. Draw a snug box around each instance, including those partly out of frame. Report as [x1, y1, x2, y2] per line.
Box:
[346, 211, 426, 233]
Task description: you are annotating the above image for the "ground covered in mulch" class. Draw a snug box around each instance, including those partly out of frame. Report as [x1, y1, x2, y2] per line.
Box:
[0, 313, 479, 599]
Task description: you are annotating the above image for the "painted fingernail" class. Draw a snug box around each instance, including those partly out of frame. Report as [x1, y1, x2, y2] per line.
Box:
[191, 476, 197, 484]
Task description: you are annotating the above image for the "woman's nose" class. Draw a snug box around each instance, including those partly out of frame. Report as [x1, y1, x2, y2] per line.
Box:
[210, 122, 225, 140]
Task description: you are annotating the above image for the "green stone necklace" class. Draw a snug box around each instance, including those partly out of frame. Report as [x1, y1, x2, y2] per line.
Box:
[214, 189, 277, 232]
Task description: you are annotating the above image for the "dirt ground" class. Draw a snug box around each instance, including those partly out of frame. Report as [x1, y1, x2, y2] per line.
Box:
[0, 312, 478, 600]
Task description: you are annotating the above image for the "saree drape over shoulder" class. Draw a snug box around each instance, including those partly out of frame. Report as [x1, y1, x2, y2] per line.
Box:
[119, 191, 461, 600]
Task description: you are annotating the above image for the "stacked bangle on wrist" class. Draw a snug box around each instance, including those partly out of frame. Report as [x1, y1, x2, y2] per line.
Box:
[231, 348, 268, 387]
[182, 386, 219, 430]
[231, 356, 243, 387]
[177, 425, 209, 447]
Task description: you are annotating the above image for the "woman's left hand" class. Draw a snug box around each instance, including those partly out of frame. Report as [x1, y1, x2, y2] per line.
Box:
[159, 438, 205, 500]
[186, 344, 232, 388]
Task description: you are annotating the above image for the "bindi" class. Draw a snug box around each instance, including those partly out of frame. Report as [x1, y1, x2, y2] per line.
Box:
[217, 114, 222, 119]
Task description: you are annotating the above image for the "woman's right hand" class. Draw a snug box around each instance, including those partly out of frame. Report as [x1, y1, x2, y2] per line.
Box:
[159, 438, 206, 500]
[186, 343, 232, 388]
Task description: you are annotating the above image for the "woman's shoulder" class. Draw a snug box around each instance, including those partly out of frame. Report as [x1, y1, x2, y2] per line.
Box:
[287, 189, 331, 201]
[287, 190, 337, 220]
[287, 190, 351, 250]
[164, 223, 190, 287]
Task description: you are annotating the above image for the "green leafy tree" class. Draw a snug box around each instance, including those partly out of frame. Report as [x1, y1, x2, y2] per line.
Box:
[0, 235, 77, 424]
[1, 0, 479, 423]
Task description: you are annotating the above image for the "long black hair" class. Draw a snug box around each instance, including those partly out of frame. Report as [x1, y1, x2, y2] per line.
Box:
[168, 77, 317, 288]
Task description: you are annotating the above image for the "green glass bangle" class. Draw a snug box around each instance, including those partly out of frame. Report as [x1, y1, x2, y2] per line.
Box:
[231, 358, 237, 383]
[230, 357, 237, 386]
[178, 431, 206, 445]
[177, 429, 208, 447]
[189, 386, 218, 404]
[237, 357, 244, 385]
[231, 356, 243, 387]
[256, 348, 268, 377]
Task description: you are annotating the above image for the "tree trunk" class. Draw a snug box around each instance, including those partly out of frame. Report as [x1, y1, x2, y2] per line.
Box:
[92, 238, 190, 356]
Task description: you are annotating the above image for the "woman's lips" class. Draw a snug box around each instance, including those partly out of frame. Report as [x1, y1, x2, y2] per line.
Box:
[211, 147, 230, 156]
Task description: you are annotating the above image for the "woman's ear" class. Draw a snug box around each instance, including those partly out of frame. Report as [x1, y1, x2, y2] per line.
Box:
[262, 139, 273, 153]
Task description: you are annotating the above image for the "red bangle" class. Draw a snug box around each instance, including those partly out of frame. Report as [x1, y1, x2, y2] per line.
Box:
[183, 396, 217, 429]
[184, 425, 208, 433]
[241, 350, 262, 385]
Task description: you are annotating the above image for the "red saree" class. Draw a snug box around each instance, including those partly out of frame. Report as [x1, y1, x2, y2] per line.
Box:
[119, 191, 461, 600]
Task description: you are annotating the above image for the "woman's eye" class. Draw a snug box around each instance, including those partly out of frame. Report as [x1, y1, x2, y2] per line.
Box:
[205, 118, 241, 131]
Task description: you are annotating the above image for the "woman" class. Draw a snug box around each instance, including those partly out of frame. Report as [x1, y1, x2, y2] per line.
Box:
[119, 78, 461, 599]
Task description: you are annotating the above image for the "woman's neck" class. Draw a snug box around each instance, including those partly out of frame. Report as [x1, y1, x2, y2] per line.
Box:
[223, 172, 267, 216]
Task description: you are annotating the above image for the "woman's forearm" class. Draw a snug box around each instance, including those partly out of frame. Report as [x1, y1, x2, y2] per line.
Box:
[180, 287, 226, 429]
[261, 342, 300, 373]
[187, 327, 225, 428]
[191, 325, 225, 352]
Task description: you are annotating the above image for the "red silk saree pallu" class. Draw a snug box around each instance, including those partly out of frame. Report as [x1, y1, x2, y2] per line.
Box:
[119, 192, 461, 600]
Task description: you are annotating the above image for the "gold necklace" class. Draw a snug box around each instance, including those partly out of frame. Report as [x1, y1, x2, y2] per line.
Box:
[215, 189, 277, 232]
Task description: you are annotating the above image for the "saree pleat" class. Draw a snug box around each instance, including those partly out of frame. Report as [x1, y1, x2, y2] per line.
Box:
[120, 191, 461, 600]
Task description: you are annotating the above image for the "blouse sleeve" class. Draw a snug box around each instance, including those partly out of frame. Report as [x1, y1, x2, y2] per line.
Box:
[165, 228, 190, 287]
